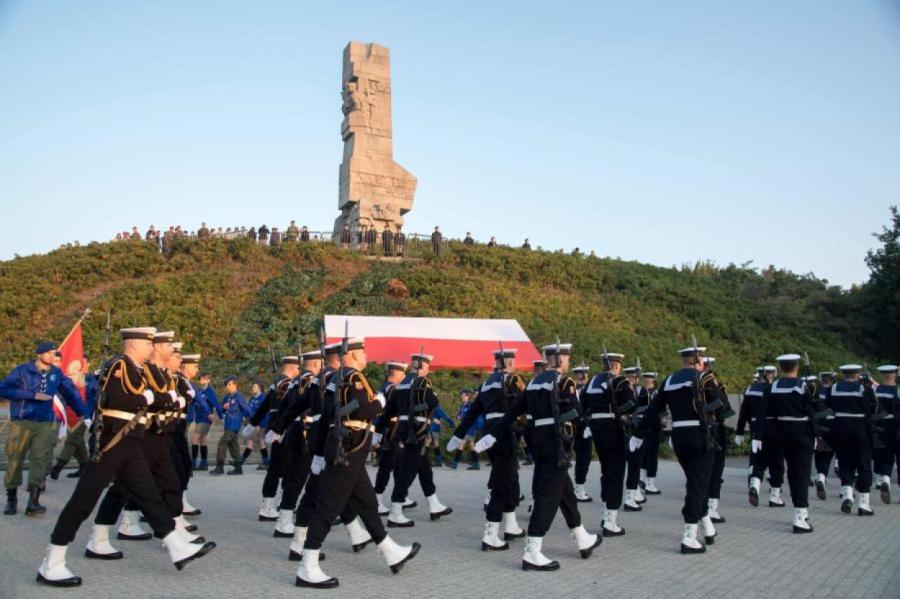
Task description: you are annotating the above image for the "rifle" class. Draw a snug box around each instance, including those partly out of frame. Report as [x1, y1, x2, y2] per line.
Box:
[330, 322, 350, 467]
[267, 345, 279, 387]
[550, 336, 570, 468]
[690, 334, 719, 451]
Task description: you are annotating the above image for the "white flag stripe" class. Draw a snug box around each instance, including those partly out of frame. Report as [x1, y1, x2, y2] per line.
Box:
[324, 315, 531, 342]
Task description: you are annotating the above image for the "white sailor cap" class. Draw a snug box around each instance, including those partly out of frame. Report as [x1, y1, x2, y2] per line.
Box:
[410, 353, 434, 364]
[181, 354, 201, 364]
[281, 355, 301, 365]
[120, 327, 157, 341]
[763, 365, 777, 373]
[622, 366, 639, 374]
[803, 375, 818, 382]
[492, 348, 518, 359]
[641, 372, 658, 379]
[839, 364, 863, 372]
[819, 371, 836, 378]
[152, 330, 175, 343]
[532, 359, 547, 366]
[678, 346, 707, 357]
[877, 365, 898, 374]
[171, 342, 184, 352]
[601, 352, 625, 363]
[323, 342, 342, 355]
[776, 353, 801, 362]
[345, 338, 365, 351]
[386, 361, 408, 372]
[572, 365, 591, 373]
[542, 343, 573, 356]
[705, 357, 717, 365]
[300, 350, 323, 360]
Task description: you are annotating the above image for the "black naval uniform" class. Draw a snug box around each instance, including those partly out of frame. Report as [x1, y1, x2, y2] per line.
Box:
[581, 371, 635, 511]
[635, 368, 721, 525]
[638, 385, 661, 481]
[51, 356, 176, 545]
[766, 377, 816, 508]
[826, 380, 875, 495]
[170, 372, 195, 493]
[736, 381, 765, 478]
[872, 383, 898, 489]
[95, 362, 183, 526]
[383, 373, 441, 505]
[491, 369, 584, 537]
[625, 385, 650, 492]
[750, 382, 786, 491]
[572, 381, 593, 495]
[454, 370, 525, 523]
[706, 379, 733, 507]
[304, 367, 386, 551]
[813, 384, 837, 479]
[267, 372, 314, 512]
[255, 375, 297, 508]
[373, 381, 402, 497]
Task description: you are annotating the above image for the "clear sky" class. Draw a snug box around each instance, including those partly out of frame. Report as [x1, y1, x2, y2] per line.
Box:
[1, 1, 898, 287]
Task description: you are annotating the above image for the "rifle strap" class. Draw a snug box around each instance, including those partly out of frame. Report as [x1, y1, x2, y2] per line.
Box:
[90, 409, 147, 463]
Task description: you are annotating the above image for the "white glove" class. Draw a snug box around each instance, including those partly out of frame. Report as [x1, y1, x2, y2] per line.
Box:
[734, 434, 744, 446]
[814, 437, 819, 451]
[629, 436, 643, 452]
[186, 387, 196, 398]
[474, 434, 496, 453]
[374, 392, 386, 408]
[168, 390, 179, 404]
[668, 437, 674, 450]
[446, 436, 463, 452]
[142, 389, 155, 406]
[84, 419, 92, 428]
[372, 432, 383, 447]
[583, 427, 592, 439]
[310, 455, 325, 475]
[264, 430, 281, 446]
[240, 424, 255, 439]
[751, 439, 763, 454]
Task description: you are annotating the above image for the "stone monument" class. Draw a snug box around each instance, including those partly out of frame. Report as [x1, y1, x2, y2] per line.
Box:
[334, 42, 417, 237]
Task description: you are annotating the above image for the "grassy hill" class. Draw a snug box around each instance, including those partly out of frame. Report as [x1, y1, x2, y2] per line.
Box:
[0, 237, 866, 408]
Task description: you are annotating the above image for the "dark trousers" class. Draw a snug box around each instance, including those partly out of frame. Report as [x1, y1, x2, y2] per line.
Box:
[625, 439, 645, 490]
[588, 422, 626, 509]
[279, 427, 310, 510]
[51, 435, 175, 545]
[814, 446, 834, 477]
[778, 424, 814, 508]
[485, 448, 520, 522]
[304, 450, 386, 550]
[673, 428, 715, 524]
[374, 440, 401, 495]
[262, 440, 287, 498]
[752, 428, 785, 486]
[96, 433, 183, 524]
[707, 426, 727, 500]
[391, 442, 436, 502]
[216, 429, 241, 464]
[573, 423, 592, 485]
[171, 420, 192, 490]
[527, 453, 581, 536]
[295, 472, 359, 527]
[641, 426, 661, 477]
[872, 422, 897, 477]
[832, 421, 873, 492]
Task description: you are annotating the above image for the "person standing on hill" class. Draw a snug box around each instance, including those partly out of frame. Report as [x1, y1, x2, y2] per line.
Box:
[431, 227, 442, 256]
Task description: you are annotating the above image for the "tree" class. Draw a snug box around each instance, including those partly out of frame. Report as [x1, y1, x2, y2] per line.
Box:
[859, 206, 900, 358]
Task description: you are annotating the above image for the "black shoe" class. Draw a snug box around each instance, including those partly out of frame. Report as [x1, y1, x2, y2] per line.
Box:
[623, 503, 642, 512]
[227, 464, 243, 475]
[841, 499, 852, 514]
[352, 539, 372, 553]
[579, 536, 602, 558]
[503, 529, 526, 541]
[748, 487, 759, 507]
[67, 464, 86, 479]
[117, 531, 152, 541]
[172, 541, 216, 571]
[704, 533, 716, 545]
[389, 542, 421, 574]
[184, 523, 198, 533]
[209, 464, 225, 476]
[3, 490, 16, 516]
[289, 550, 326, 562]
[522, 558, 560, 571]
[482, 540, 510, 551]
[25, 488, 46, 516]
[36, 573, 82, 587]
[189, 536, 206, 544]
[296, 575, 339, 589]
[793, 524, 814, 534]
[858, 507, 874, 516]
[49, 460, 65, 481]
[387, 519, 415, 528]
[768, 501, 786, 508]
[710, 514, 725, 524]
[602, 525, 626, 537]
[85, 548, 124, 560]
[880, 483, 891, 505]
[273, 529, 293, 538]
[680, 543, 706, 554]
[430, 507, 452, 521]
[815, 481, 826, 501]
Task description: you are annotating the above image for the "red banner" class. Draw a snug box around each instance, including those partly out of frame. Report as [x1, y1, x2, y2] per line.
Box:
[57, 321, 87, 425]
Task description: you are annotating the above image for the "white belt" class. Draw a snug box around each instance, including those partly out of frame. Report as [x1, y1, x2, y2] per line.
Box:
[485, 412, 505, 420]
[834, 412, 865, 418]
[765, 417, 775, 420]
[776, 416, 809, 422]
[102, 409, 147, 425]
[303, 414, 321, 424]
[672, 420, 700, 428]
[398, 415, 427, 422]
[879, 414, 894, 420]
[750, 417, 757, 421]
[590, 413, 615, 420]
[533, 417, 557, 427]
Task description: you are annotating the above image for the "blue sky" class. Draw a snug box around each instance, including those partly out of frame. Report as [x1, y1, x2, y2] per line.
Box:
[1, 1, 898, 287]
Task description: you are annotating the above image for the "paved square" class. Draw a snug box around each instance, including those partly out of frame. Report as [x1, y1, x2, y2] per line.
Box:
[1, 460, 898, 599]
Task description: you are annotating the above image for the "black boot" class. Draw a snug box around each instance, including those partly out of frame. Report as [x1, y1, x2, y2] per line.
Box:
[3, 489, 16, 515]
[209, 462, 225, 476]
[25, 487, 47, 516]
[66, 463, 86, 479]
[49, 460, 66, 481]
[227, 462, 243, 475]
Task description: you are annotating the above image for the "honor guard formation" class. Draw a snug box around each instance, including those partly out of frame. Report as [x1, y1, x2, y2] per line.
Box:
[1, 328, 898, 589]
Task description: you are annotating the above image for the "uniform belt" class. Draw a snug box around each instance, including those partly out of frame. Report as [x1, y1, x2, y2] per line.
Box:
[776, 416, 809, 422]
[101, 409, 147, 425]
[398, 415, 427, 422]
[532, 417, 556, 427]
[179, 414, 187, 420]
[590, 413, 615, 420]
[879, 414, 894, 420]
[304, 414, 321, 423]
[485, 412, 505, 420]
[672, 420, 700, 428]
[833, 412, 865, 418]
[330, 420, 374, 432]
[765, 417, 775, 420]
[750, 417, 756, 421]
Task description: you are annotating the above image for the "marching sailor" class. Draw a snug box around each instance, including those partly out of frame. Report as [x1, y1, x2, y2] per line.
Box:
[623, 365, 648, 510]
[373, 361, 411, 516]
[703, 357, 734, 524]
[812, 371, 837, 499]
[571, 364, 593, 503]
[827, 364, 876, 515]
[638, 372, 662, 495]
[872, 365, 898, 504]
[477, 342, 601, 571]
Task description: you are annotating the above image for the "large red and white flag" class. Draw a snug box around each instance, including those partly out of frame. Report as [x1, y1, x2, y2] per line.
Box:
[57, 320, 88, 427]
[324, 315, 542, 370]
